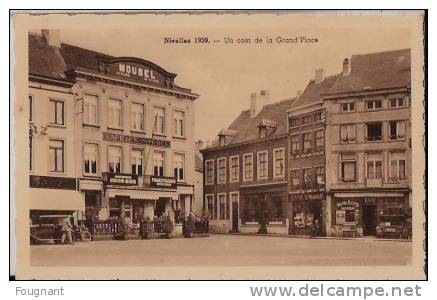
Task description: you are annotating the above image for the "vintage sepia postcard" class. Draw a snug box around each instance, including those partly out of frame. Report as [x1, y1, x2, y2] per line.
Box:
[11, 10, 426, 280]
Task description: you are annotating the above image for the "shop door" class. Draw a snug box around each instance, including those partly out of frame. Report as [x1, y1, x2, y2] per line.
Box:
[154, 198, 166, 217]
[232, 202, 239, 232]
[363, 204, 377, 236]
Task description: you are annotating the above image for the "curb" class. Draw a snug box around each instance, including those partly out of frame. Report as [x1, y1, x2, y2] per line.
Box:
[210, 232, 412, 242]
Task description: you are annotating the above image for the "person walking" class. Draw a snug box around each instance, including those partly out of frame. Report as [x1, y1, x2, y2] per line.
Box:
[312, 219, 320, 238]
[61, 217, 74, 245]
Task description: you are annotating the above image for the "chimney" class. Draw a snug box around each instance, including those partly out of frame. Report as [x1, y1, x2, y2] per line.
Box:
[296, 90, 303, 97]
[342, 58, 350, 76]
[314, 68, 324, 84]
[41, 29, 61, 48]
[195, 140, 204, 151]
[250, 90, 270, 118]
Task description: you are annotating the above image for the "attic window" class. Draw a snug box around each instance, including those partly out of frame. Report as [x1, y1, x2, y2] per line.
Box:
[259, 126, 267, 139]
[219, 135, 226, 146]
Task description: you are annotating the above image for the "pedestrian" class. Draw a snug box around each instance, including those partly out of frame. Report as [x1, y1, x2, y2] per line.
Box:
[61, 217, 74, 245]
[312, 219, 320, 238]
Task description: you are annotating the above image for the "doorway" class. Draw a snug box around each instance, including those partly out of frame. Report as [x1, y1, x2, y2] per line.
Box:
[363, 204, 377, 235]
[232, 202, 239, 232]
[154, 198, 166, 217]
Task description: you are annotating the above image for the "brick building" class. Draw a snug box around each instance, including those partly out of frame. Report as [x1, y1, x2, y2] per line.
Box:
[201, 91, 295, 234]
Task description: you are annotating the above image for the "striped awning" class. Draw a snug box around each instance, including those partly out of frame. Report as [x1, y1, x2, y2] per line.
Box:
[79, 179, 103, 191]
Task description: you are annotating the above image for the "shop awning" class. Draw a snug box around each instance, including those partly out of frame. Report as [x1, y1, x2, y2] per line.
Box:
[106, 188, 178, 201]
[335, 192, 405, 198]
[29, 188, 84, 211]
[177, 185, 194, 195]
[79, 179, 102, 191]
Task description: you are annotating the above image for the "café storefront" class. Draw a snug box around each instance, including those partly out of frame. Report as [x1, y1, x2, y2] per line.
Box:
[289, 191, 325, 236]
[331, 191, 409, 237]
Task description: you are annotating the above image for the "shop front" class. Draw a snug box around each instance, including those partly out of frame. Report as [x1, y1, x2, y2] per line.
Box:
[240, 184, 288, 235]
[332, 191, 409, 237]
[288, 192, 325, 236]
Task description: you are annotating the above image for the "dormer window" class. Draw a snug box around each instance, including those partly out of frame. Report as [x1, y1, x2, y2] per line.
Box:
[259, 126, 266, 139]
[219, 135, 226, 146]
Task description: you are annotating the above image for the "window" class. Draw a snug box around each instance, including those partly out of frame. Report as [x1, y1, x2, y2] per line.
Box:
[390, 98, 404, 108]
[257, 151, 268, 180]
[366, 152, 382, 179]
[340, 153, 356, 182]
[290, 169, 300, 190]
[153, 151, 165, 177]
[108, 146, 122, 173]
[217, 158, 227, 184]
[341, 103, 355, 112]
[291, 135, 301, 156]
[218, 193, 227, 220]
[229, 156, 239, 182]
[303, 168, 313, 188]
[316, 166, 325, 186]
[243, 153, 253, 181]
[366, 123, 383, 141]
[273, 148, 285, 178]
[303, 115, 313, 125]
[314, 112, 322, 122]
[390, 152, 406, 181]
[366, 100, 382, 110]
[49, 99, 64, 125]
[173, 152, 185, 182]
[303, 132, 312, 154]
[289, 117, 299, 128]
[83, 94, 98, 126]
[131, 103, 144, 132]
[29, 135, 33, 171]
[153, 106, 165, 135]
[206, 194, 215, 219]
[340, 124, 356, 143]
[315, 130, 324, 152]
[173, 110, 185, 137]
[205, 159, 214, 185]
[389, 121, 406, 140]
[84, 143, 98, 175]
[131, 148, 143, 175]
[29, 95, 33, 122]
[108, 99, 122, 128]
[49, 139, 64, 172]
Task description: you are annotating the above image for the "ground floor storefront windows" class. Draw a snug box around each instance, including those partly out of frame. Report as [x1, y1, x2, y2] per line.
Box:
[289, 200, 324, 236]
[242, 193, 285, 224]
[332, 194, 409, 238]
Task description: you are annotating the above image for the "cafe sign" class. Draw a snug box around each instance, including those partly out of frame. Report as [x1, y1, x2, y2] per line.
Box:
[103, 173, 138, 186]
[150, 176, 177, 189]
[289, 192, 325, 201]
[103, 132, 171, 148]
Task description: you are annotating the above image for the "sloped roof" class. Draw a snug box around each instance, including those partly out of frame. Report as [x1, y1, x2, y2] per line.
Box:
[327, 49, 411, 94]
[290, 75, 339, 110]
[28, 32, 192, 93]
[206, 97, 296, 149]
[28, 33, 68, 79]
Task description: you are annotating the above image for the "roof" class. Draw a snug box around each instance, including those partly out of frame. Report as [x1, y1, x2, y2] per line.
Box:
[290, 75, 339, 110]
[205, 97, 296, 149]
[28, 32, 192, 93]
[327, 49, 411, 94]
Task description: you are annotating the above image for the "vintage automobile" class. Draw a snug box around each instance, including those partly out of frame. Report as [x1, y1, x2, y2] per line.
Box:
[30, 215, 69, 244]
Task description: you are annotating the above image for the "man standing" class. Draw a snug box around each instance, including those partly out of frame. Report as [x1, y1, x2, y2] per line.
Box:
[61, 217, 74, 245]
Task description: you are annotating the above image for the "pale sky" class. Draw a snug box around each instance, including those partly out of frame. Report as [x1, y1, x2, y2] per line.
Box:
[31, 12, 420, 143]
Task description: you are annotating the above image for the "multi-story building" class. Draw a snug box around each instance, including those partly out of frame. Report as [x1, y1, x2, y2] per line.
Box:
[287, 70, 337, 236]
[323, 49, 411, 237]
[28, 30, 199, 231]
[201, 91, 295, 234]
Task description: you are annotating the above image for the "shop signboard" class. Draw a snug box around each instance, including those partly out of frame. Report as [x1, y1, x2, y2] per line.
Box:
[336, 199, 360, 226]
[103, 132, 171, 148]
[289, 192, 325, 201]
[29, 175, 77, 190]
[150, 176, 177, 189]
[103, 173, 138, 186]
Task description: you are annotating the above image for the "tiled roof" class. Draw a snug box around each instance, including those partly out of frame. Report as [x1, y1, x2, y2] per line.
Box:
[206, 97, 296, 149]
[290, 75, 339, 110]
[327, 49, 411, 94]
[28, 33, 192, 93]
[28, 33, 68, 79]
